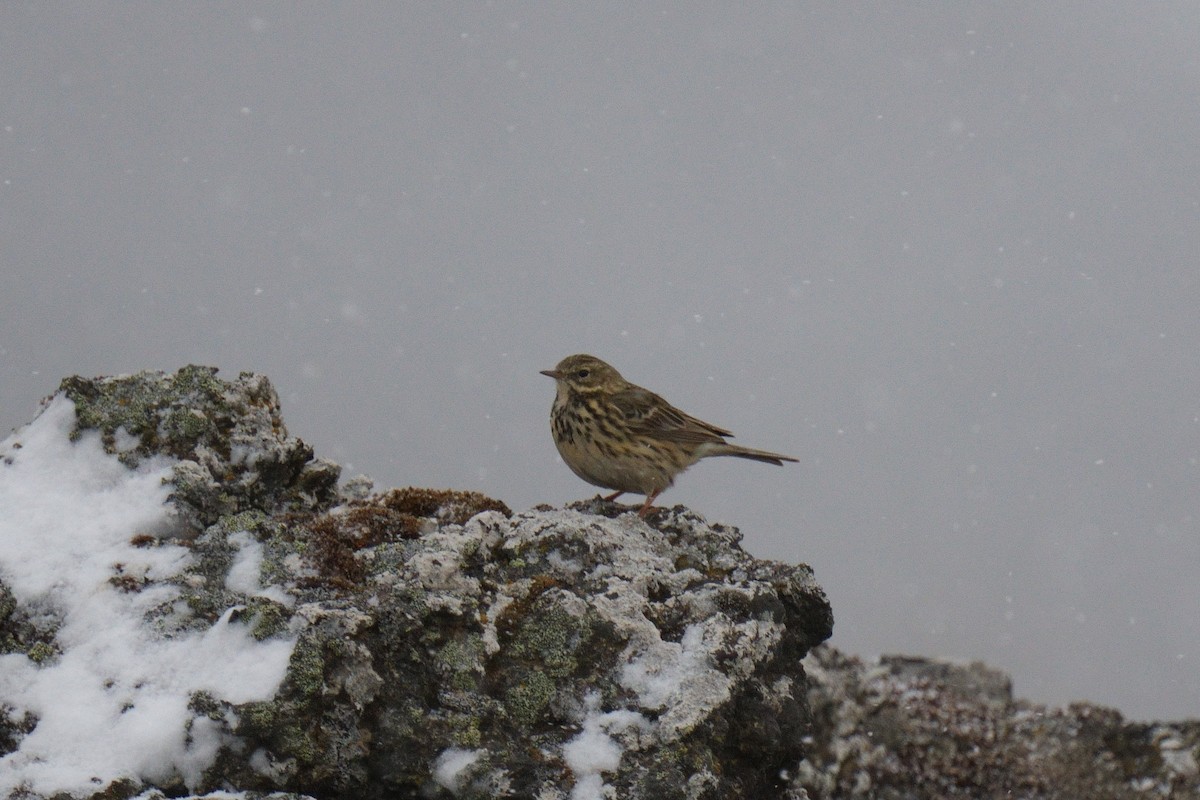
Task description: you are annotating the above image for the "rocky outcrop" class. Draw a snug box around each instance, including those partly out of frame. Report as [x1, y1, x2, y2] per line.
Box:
[0, 367, 832, 799]
[794, 647, 1200, 798]
[223, 497, 833, 799]
[0, 366, 1196, 800]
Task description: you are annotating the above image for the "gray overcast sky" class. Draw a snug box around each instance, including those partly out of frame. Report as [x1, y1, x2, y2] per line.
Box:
[2, 4, 1197, 721]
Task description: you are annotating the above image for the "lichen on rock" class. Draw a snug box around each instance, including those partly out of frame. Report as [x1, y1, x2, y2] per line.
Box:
[233, 495, 833, 799]
[0, 366, 835, 799]
[8, 365, 1188, 800]
[793, 646, 1200, 799]
[57, 366, 341, 531]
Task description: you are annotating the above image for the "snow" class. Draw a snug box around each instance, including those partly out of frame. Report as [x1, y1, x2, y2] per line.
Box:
[432, 747, 483, 793]
[226, 530, 292, 606]
[620, 623, 725, 709]
[0, 396, 296, 796]
[562, 692, 649, 800]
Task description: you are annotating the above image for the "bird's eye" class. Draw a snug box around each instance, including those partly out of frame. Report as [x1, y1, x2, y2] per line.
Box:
[576, 369, 590, 379]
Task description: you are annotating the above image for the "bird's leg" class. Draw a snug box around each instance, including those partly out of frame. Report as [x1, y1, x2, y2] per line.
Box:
[637, 491, 661, 519]
[601, 491, 624, 502]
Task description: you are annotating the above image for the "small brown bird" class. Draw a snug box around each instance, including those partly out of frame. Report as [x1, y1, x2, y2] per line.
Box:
[540, 354, 797, 518]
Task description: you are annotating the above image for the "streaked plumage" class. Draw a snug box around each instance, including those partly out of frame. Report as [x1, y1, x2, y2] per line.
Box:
[540, 354, 797, 518]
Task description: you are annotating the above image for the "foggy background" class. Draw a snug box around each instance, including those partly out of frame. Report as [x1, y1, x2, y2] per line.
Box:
[2, 4, 1197, 722]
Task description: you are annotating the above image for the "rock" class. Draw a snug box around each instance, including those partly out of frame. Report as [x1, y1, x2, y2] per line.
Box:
[216, 498, 832, 799]
[0, 367, 833, 799]
[57, 365, 341, 531]
[135, 793, 318, 800]
[794, 645, 1200, 799]
[6, 366, 1197, 799]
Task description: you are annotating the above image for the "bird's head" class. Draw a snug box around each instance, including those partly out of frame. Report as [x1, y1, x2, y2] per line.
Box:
[540, 354, 625, 394]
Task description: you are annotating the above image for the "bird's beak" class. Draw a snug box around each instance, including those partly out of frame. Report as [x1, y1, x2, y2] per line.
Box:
[540, 369, 562, 379]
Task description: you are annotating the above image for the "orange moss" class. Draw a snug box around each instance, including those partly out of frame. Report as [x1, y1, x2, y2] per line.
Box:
[378, 487, 511, 524]
[296, 487, 510, 588]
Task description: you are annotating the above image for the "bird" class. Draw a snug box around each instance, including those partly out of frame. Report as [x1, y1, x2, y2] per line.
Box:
[540, 354, 797, 518]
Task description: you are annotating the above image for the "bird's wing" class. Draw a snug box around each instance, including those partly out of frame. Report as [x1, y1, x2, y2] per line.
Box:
[610, 387, 734, 444]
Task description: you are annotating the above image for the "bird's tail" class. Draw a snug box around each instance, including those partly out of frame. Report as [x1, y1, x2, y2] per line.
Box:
[710, 443, 798, 466]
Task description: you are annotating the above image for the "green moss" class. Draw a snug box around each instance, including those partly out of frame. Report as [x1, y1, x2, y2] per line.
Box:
[184, 592, 213, 617]
[245, 597, 292, 641]
[217, 509, 268, 536]
[61, 374, 157, 442]
[58, 366, 231, 463]
[508, 603, 582, 678]
[277, 721, 317, 764]
[504, 671, 556, 727]
[25, 641, 58, 664]
[236, 699, 278, 731]
[188, 690, 225, 720]
[437, 634, 485, 692]
[403, 704, 428, 731]
[170, 364, 225, 399]
[0, 585, 15, 621]
[449, 713, 483, 748]
[635, 743, 719, 798]
[287, 635, 328, 700]
[162, 406, 215, 444]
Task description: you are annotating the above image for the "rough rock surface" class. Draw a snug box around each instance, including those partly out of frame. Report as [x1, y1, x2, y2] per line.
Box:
[794, 646, 1200, 799]
[0, 367, 833, 799]
[215, 497, 832, 800]
[1, 366, 1196, 800]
